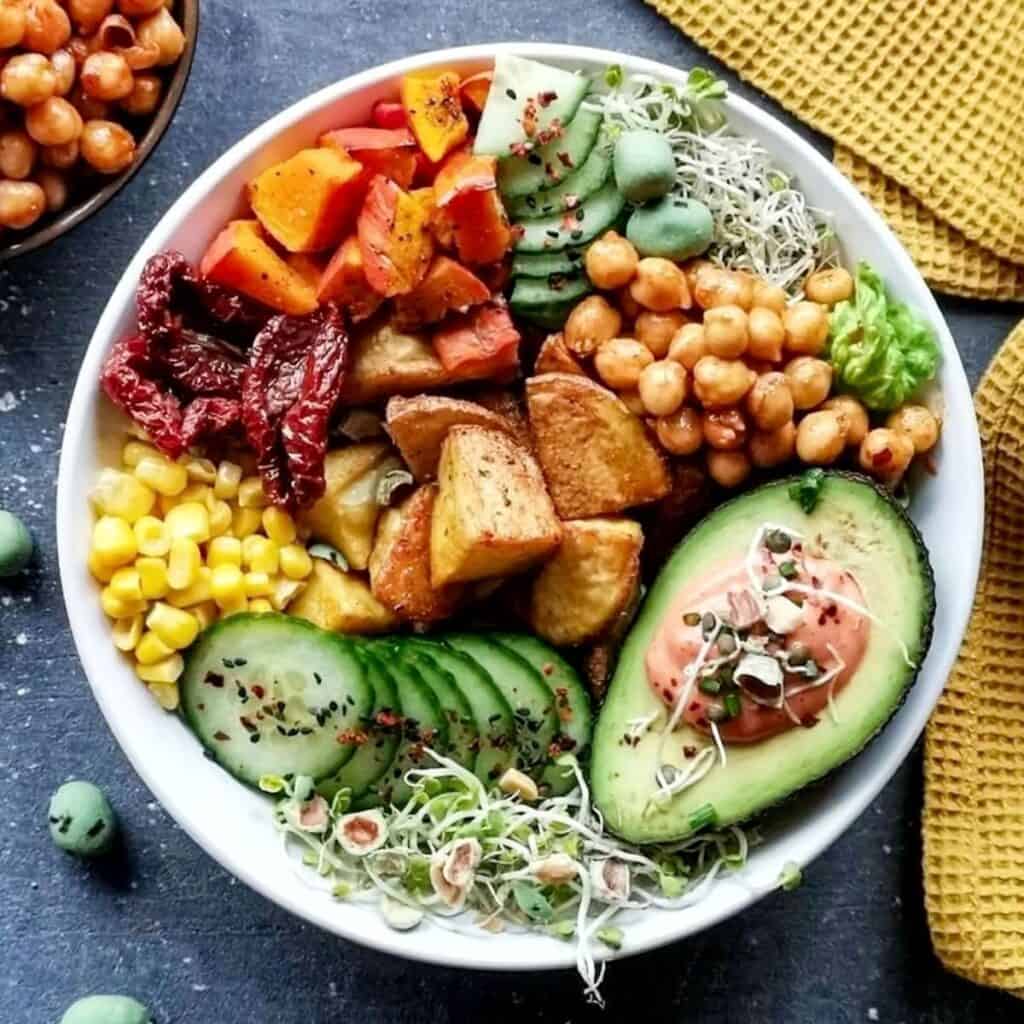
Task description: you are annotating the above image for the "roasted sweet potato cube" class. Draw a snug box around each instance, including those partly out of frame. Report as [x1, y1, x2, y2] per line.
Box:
[433, 151, 511, 265]
[392, 256, 490, 329]
[459, 71, 492, 114]
[317, 235, 385, 321]
[526, 373, 671, 518]
[535, 332, 586, 376]
[357, 175, 435, 296]
[369, 484, 463, 622]
[319, 126, 418, 188]
[432, 301, 520, 383]
[342, 320, 450, 404]
[401, 68, 469, 163]
[430, 426, 561, 586]
[286, 251, 325, 289]
[249, 147, 365, 252]
[288, 558, 398, 634]
[529, 517, 643, 646]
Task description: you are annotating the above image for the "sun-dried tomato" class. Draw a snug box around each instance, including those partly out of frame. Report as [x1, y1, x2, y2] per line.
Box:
[157, 328, 246, 398]
[180, 396, 242, 449]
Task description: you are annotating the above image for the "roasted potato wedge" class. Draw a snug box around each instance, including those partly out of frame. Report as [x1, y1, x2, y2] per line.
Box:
[431, 426, 562, 586]
[526, 373, 671, 518]
[470, 387, 533, 450]
[529, 517, 643, 646]
[342, 319, 449, 404]
[583, 574, 643, 702]
[535, 332, 586, 377]
[385, 395, 516, 481]
[369, 484, 464, 622]
[288, 559, 399, 634]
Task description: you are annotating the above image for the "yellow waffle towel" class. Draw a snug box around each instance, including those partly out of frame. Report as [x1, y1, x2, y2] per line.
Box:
[644, 0, 1024, 301]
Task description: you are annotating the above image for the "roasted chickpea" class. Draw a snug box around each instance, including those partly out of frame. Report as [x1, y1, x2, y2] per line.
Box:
[693, 266, 753, 310]
[784, 356, 832, 410]
[35, 166, 66, 211]
[751, 280, 787, 316]
[702, 409, 748, 451]
[0, 130, 37, 180]
[745, 372, 794, 431]
[24, 0, 71, 54]
[805, 266, 854, 306]
[796, 410, 846, 465]
[617, 285, 641, 321]
[41, 137, 78, 168]
[70, 82, 110, 120]
[667, 323, 707, 369]
[81, 50, 134, 101]
[707, 449, 751, 488]
[0, 179, 45, 228]
[703, 304, 749, 359]
[682, 258, 713, 294]
[693, 355, 756, 408]
[749, 421, 796, 468]
[68, 0, 115, 32]
[79, 117, 134, 173]
[655, 406, 703, 455]
[886, 404, 940, 453]
[119, 72, 161, 116]
[617, 390, 647, 417]
[564, 295, 622, 357]
[135, 7, 185, 66]
[629, 257, 690, 312]
[747, 306, 785, 362]
[822, 395, 869, 447]
[594, 337, 654, 391]
[0, 1, 26, 49]
[118, 0, 165, 15]
[783, 300, 829, 355]
[859, 428, 914, 481]
[25, 97, 83, 146]
[635, 310, 686, 358]
[585, 230, 639, 289]
[50, 49, 76, 96]
[638, 360, 687, 417]
[1, 54, 57, 107]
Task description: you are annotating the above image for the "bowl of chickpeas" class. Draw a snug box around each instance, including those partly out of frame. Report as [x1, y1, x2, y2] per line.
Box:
[0, 0, 197, 261]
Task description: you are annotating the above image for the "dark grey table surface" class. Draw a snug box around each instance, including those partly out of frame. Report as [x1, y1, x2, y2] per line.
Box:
[3, 2, 1022, 1022]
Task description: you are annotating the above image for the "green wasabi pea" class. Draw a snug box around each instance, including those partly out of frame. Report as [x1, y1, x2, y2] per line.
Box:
[626, 195, 714, 261]
[60, 995, 152, 1024]
[0, 509, 32, 577]
[48, 780, 118, 857]
[613, 129, 676, 203]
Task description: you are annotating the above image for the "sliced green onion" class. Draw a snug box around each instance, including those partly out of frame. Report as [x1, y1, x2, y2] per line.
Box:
[699, 677, 722, 696]
[779, 861, 803, 891]
[597, 927, 624, 950]
[688, 803, 718, 832]
[724, 692, 742, 719]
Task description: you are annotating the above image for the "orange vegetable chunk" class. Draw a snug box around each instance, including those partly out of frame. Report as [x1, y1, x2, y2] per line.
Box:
[432, 151, 511, 266]
[286, 251, 325, 289]
[357, 175, 434, 297]
[199, 220, 318, 315]
[401, 68, 469, 163]
[249, 147, 365, 253]
[319, 126, 418, 189]
[433, 301, 520, 382]
[459, 71, 492, 114]
[393, 255, 490, 328]
[317, 235, 385, 322]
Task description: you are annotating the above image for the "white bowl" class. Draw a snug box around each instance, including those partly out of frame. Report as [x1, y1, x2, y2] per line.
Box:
[57, 43, 983, 973]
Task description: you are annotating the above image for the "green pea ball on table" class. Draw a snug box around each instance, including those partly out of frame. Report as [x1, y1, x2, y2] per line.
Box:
[48, 780, 118, 857]
[61, 995, 153, 1024]
[613, 129, 676, 203]
[0, 509, 32, 576]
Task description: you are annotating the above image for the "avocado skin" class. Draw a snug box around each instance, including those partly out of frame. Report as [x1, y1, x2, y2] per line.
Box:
[590, 471, 936, 843]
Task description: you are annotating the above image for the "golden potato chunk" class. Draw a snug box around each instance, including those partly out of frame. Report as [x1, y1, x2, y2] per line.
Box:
[369, 484, 463, 622]
[342, 319, 449, 404]
[535, 332, 586, 377]
[525, 373, 671, 518]
[385, 395, 517, 482]
[529, 517, 643, 646]
[288, 559, 399, 634]
[430, 426, 562, 586]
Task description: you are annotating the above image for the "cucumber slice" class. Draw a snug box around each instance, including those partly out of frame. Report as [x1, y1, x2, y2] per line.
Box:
[474, 55, 589, 158]
[316, 647, 401, 802]
[498, 109, 603, 199]
[180, 613, 371, 787]
[510, 273, 592, 329]
[442, 633, 557, 777]
[511, 250, 586, 278]
[509, 297, 580, 330]
[505, 136, 613, 219]
[405, 638, 516, 785]
[514, 180, 627, 253]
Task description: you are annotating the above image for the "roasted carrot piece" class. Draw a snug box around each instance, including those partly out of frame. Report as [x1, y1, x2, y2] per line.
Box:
[319, 127, 418, 189]
[357, 175, 435, 297]
[459, 70, 492, 114]
[432, 301, 521, 382]
[393, 256, 490, 329]
[400, 69, 469, 163]
[286, 251, 325, 289]
[432, 151, 512, 265]
[317, 235, 385, 322]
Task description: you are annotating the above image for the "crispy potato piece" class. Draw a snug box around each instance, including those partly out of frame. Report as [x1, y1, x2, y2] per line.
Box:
[430, 426, 562, 586]
[525, 373, 671, 518]
[385, 395, 516, 481]
[288, 559, 399, 634]
[535, 332, 586, 377]
[342, 319, 450, 404]
[369, 484, 464, 622]
[583, 577, 642, 702]
[298, 443, 394, 571]
[470, 388, 533, 450]
[529, 518, 643, 646]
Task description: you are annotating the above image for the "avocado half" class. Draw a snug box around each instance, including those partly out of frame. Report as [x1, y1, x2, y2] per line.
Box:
[590, 472, 936, 844]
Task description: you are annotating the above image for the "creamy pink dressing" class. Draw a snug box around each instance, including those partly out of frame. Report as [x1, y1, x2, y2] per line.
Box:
[645, 547, 870, 744]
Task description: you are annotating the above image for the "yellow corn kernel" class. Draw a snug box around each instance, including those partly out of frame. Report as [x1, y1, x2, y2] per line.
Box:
[177, 482, 211, 505]
[133, 515, 170, 557]
[238, 475, 269, 509]
[88, 549, 115, 583]
[122, 440, 160, 467]
[182, 456, 217, 484]
[135, 557, 169, 600]
[211, 564, 245, 608]
[208, 499, 232, 538]
[191, 600, 218, 631]
[147, 681, 180, 710]
[166, 567, 212, 608]
[157, 493, 180, 517]
[135, 653, 184, 685]
[231, 506, 263, 539]
[220, 597, 248, 618]
[111, 613, 144, 652]
[165, 502, 211, 544]
[213, 460, 243, 500]
[91, 468, 156, 524]
[243, 536, 279, 575]
[92, 516, 137, 568]
[109, 567, 143, 603]
[100, 586, 147, 619]
[243, 571, 273, 597]
[167, 538, 202, 590]
[279, 544, 313, 580]
[208, 536, 242, 568]
[248, 598, 273, 614]
[262, 506, 297, 546]
[136, 629, 174, 665]
[134, 454, 188, 497]
[270, 577, 306, 611]
[146, 602, 199, 650]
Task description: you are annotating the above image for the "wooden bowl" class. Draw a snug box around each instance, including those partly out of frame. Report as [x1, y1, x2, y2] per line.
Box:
[0, 0, 199, 263]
